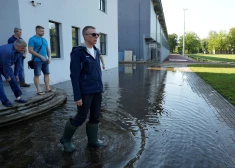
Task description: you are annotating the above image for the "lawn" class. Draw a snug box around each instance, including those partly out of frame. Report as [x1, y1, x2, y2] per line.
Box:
[187, 54, 235, 63]
[188, 64, 235, 105]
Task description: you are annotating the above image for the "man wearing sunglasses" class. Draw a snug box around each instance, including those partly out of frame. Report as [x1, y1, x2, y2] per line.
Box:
[60, 26, 105, 152]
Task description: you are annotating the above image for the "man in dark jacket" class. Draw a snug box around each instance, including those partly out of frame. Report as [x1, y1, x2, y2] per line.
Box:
[8, 27, 30, 87]
[0, 39, 28, 107]
[60, 26, 105, 152]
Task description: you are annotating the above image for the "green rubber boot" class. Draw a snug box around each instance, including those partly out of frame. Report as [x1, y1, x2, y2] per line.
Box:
[86, 123, 106, 148]
[60, 119, 77, 152]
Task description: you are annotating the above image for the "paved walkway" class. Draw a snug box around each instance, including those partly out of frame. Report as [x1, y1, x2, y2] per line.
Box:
[164, 54, 235, 130]
[164, 54, 196, 62]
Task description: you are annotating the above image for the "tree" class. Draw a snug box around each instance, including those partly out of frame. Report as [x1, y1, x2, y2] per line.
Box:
[217, 30, 228, 53]
[207, 30, 229, 54]
[178, 32, 201, 54]
[167, 33, 178, 53]
[207, 31, 219, 53]
[228, 28, 235, 54]
[201, 38, 209, 53]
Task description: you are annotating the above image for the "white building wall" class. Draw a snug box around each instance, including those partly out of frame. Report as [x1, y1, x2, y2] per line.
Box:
[1, 0, 118, 84]
[0, 0, 21, 45]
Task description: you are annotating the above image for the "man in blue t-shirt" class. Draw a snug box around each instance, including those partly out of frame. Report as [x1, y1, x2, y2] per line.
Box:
[28, 25, 51, 95]
[8, 27, 30, 87]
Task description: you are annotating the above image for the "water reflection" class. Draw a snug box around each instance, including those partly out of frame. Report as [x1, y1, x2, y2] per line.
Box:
[104, 64, 235, 168]
[102, 64, 167, 167]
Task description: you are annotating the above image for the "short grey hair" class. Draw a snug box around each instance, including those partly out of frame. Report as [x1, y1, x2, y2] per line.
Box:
[82, 26, 96, 36]
[14, 27, 22, 33]
[14, 39, 27, 47]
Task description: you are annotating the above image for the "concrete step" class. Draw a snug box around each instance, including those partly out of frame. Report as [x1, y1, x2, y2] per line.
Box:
[0, 93, 55, 115]
[0, 88, 67, 127]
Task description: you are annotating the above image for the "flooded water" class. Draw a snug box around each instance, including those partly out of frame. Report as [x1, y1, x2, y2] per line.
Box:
[1, 64, 235, 168]
[102, 64, 235, 168]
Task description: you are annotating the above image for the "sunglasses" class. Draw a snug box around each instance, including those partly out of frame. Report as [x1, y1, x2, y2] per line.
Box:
[86, 33, 100, 37]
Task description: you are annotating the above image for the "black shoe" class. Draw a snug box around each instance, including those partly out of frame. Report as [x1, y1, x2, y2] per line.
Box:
[15, 98, 27, 103]
[2, 101, 13, 107]
[20, 82, 30, 87]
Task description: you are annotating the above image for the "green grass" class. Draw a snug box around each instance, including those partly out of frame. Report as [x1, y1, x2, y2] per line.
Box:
[188, 64, 235, 105]
[187, 54, 235, 63]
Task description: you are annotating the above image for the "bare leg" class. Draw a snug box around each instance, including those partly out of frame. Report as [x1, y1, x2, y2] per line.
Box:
[34, 76, 41, 93]
[44, 74, 51, 91]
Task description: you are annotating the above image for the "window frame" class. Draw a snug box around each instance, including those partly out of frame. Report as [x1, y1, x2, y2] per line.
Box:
[49, 21, 61, 58]
[72, 27, 79, 47]
[99, 0, 106, 13]
[100, 33, 107, 55]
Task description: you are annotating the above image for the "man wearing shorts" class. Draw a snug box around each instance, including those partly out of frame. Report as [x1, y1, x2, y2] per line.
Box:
[28, 25, 51, 95]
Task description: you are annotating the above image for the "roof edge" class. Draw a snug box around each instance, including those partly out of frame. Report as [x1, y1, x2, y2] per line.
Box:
[152, 0, 168, 39]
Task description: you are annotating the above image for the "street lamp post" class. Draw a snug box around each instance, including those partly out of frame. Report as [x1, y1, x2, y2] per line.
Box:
[183, 8, 187, 56]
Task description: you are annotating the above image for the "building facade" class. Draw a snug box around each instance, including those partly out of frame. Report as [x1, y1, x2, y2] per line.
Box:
[0, 0, 118, 84]
[118, 0, 169, 62]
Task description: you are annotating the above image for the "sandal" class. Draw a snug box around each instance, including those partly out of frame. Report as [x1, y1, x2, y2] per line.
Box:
[37, 92, 45, 95]
[45, 89, 52, 93]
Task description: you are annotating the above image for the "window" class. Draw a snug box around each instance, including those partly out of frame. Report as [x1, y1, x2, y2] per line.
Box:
[99, 0, 106, 12]
[72, 27, 79, 47]
[49, 21, 60, 58]
[100, 33, 107, 55]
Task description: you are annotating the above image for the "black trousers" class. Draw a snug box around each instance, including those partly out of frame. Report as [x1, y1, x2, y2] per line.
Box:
[71, 92, 102, 127]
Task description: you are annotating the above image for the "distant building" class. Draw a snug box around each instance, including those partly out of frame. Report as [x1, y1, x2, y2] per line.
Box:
[118, 0, 169, 62]
[0, 0, 118, 84]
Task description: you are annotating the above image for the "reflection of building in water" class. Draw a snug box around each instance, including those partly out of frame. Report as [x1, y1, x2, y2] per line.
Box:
[117, 64, 167, 119]
[124, 64, 133, 74]
[102, 68, 122, 119]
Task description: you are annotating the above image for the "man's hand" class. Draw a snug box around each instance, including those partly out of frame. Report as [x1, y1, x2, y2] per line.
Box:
[6, 78, 11, 82]
[15, 76, 19, 81]
[75, 99, 83, 106]
[41, 57, 47, 62]
[48, 58, 51, 64]
[102, 64, 105, 70]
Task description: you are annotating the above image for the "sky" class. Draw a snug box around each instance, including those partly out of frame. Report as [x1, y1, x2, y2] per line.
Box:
[161, 0, 235, 39]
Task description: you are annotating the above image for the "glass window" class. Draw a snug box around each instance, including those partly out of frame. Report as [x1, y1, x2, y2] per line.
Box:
[49, 21, 60, 58]
[99, 0, 106, 12]
[100, 33, 107, 55]
[72, 27, 79, 47]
